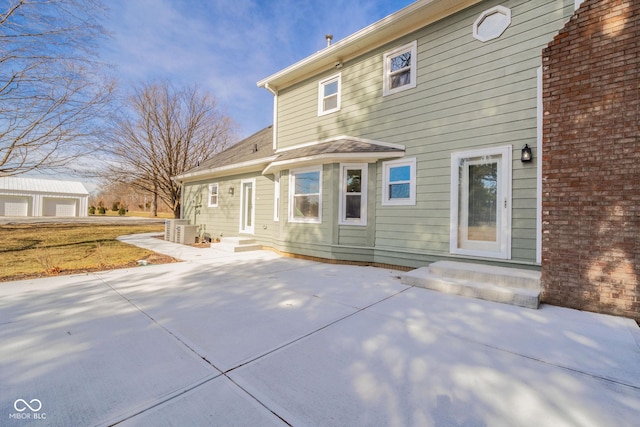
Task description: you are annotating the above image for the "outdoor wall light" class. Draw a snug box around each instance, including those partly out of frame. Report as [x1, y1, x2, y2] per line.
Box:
[228, 186, 234, 195]
[521, 144, 533, 162]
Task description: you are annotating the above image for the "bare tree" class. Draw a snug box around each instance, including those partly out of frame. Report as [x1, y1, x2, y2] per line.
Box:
[0, 0, 114, 175]
[106, 81, 234, 218]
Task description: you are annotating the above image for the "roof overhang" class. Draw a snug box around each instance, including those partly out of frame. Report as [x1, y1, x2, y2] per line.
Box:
[257, 0, 481, 90]
[174, 136, 406, 181]
[262, 151, 404, 175]
[262, 136, 405, 175]
[173, 156, 279, 184]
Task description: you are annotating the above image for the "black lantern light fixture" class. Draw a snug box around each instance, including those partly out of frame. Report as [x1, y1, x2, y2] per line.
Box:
[521, 144, 532, 162]
[228, 186, 234, 195]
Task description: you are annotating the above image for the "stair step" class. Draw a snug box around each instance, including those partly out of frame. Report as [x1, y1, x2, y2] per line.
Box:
[401, 264, 541, 310]
[220, 237, 257, 245]
[215, 237, 261, 253]
[429, 261, 540, 290]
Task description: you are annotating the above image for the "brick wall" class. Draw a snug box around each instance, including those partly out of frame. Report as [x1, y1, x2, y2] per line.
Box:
[541, 0, 639, 321]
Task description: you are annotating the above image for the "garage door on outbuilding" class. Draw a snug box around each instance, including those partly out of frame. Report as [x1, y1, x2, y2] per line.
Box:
[43, 198, 78, 217]
[0, 196, 30, 217]
[0, 177, 89, 217]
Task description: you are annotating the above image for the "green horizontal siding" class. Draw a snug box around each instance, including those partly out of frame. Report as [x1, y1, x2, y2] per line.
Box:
[183, 0, 573, 269]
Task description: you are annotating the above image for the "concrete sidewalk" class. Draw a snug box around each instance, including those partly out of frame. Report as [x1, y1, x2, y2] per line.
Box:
[1, 234, 639, 426]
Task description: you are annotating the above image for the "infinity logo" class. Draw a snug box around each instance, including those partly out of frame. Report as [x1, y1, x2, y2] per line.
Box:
[14, 399, 42, 412]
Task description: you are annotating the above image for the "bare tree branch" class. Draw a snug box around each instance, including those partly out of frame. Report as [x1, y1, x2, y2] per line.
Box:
[0, 0, 114, 175]
[104, 81, 235, 218]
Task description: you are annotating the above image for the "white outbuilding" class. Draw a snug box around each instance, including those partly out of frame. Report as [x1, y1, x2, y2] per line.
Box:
[0, 177, 89, 217]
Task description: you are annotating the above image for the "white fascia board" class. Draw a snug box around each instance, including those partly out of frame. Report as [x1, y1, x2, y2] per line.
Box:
[173, 156, 279, 183]
[257, 0, 481, 90]
[276, 135, 406, 153]
[262, 151, 404, 175]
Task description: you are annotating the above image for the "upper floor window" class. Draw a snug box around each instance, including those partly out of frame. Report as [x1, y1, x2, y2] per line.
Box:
[318, 73, 341, 115]
[473, 6, 511, 42]
[382, 158, 416, 206]
[289, 166, 322, 223]
[339, 163, 368, 226]
[383, 41, 417, 96]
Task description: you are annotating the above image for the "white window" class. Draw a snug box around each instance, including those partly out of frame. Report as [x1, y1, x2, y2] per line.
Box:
[274, 172, 280, 221]
[289, 166, 322, 223]
[208, 183, 219, 207]
[473, 6, 511, 42]
[318, 73, 341, 115]
[382, 158, 416, 206]
[339, 164, 368, 226]
[383, 41, 417, 96]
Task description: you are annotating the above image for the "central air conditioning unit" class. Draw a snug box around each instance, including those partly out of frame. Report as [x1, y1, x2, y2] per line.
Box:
[175, 224, 198, 245]
[164, 219, 189, 242]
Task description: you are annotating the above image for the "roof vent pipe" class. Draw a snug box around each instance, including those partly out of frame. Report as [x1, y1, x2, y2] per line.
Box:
[325, 34, 333, 47]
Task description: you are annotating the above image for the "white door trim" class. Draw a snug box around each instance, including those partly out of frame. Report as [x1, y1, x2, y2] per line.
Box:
[239, 178, 256, 234]
[450, 145, 512, 259]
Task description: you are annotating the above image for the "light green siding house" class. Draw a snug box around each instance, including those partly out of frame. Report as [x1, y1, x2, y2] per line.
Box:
[175, 0, 578, 271]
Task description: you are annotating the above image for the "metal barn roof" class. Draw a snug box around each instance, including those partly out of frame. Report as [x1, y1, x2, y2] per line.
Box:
[0, 177, 89, 195]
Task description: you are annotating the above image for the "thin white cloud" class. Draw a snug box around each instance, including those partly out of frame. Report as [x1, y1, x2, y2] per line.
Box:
[100, 0, 414, 138]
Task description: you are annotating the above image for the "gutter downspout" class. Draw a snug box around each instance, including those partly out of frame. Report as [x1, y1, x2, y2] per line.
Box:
[264, 83, 278, 151]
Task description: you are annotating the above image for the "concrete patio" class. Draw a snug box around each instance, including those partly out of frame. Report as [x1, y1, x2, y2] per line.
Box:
[1, 233, 639, 426]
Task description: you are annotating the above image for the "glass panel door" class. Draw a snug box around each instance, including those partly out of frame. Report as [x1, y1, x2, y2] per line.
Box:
[451, 146, 511, 259]
[240, 179, 255, 234]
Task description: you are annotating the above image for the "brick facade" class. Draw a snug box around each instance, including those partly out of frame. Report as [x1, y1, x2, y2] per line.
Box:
[541, 0, 639, 320]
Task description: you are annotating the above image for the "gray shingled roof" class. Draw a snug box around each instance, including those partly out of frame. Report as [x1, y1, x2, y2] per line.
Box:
[184, 125, 275, 175]
[275, 139, 404, 162]
[175, 127, 405, 181]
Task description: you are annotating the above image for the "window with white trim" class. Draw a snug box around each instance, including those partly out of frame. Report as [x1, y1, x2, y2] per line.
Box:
[383, 41, 417, 96]
[382, 158, 416, 206]
[339, 164, 367, 225]
[289, 166, 322, 223]
[318, 73, 341, 115]
[208, 183, 219, 207]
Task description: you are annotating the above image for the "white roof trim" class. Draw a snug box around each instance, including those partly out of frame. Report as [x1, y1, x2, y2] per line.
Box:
[276, 135, 405, 153]
[257, 0, 481, 90]
[262, 151, 405, 175]
[173, 156, 279, 183]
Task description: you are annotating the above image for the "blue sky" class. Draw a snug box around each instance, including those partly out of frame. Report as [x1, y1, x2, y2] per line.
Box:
[99, 0, 415, 140]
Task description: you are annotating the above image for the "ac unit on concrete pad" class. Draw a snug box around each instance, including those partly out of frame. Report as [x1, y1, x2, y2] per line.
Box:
[164, 219, 189, 242]
[175, 224, 198, 245]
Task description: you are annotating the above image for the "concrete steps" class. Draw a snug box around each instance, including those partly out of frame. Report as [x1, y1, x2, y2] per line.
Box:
[214, 237, 262, 252]
[401, 261, 541, 309]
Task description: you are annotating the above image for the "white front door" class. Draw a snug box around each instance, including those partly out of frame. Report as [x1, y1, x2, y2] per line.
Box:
[239, 179, 255, 234]
[451, 146, 511, 259]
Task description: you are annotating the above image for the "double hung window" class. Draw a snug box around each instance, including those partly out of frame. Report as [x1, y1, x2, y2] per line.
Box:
[383, 41, 417, 96]
[289, 166, 322, 223]
[339, 164, 367, 225]
[318, 74, 341, 115]
[382, 158, 416, 206]
[208, 183, 219, 207]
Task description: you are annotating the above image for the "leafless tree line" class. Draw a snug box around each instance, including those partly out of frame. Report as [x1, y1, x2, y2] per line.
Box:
[0, 0, 115, 175]
[104, 81, 234, 218]
[1, 1, 237, 219]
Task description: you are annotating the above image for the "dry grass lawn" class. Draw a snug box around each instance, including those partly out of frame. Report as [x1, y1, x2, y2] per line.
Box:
[0, 223, 176, 282]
